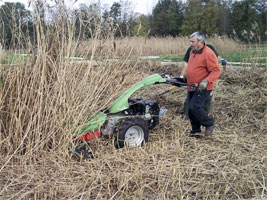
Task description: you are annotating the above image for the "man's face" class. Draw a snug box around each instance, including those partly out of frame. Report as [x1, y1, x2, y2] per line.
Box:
[190, 37, 203, 51]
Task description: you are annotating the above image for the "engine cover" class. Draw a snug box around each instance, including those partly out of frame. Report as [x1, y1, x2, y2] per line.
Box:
[101, 98, 161, 136]
[128, 98, 160, 116]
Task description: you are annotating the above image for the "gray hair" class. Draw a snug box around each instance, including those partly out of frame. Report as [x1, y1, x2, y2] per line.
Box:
[190, 32, 206, 43]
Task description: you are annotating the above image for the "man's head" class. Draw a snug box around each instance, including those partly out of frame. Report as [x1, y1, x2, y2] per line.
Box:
[190, 32, 205, 51]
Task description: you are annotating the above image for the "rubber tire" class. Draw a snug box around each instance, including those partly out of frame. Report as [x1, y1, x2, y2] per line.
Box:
[114, 117, 149, 148]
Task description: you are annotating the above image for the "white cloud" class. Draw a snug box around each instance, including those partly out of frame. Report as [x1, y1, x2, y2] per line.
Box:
[0, 0, 159, 14]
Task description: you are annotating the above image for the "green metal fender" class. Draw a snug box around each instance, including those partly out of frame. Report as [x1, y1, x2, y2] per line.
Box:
[75, 112, 107, 137]
[109, 74, 166, 113]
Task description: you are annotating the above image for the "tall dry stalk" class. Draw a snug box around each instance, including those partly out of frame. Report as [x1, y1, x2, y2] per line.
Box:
[0, 1, 139, 162]
[0, 1, 266, 199]
[79, 35, 240, 57]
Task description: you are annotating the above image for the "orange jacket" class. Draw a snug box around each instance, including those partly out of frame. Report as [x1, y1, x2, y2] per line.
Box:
[187, 45, 221, 91]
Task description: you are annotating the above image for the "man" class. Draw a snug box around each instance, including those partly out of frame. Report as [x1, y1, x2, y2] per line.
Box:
[180, 40, 226, 120]
[183, 32, 221, 136]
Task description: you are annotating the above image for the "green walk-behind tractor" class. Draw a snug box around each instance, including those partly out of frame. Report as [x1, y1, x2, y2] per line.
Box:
[73, 74, 196, 159]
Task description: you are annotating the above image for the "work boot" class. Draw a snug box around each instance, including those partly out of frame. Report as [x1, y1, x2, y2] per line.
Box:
[205, 125, 214, 136]
[190, 129, 201, 134]
[188, 129, 202, 138]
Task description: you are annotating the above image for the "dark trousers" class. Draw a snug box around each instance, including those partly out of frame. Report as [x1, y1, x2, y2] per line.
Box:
[184, 92, 211, 119]
[188, 90, 214, 131]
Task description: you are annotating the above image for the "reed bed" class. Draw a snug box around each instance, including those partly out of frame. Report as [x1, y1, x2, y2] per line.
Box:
[1, 59, 266, 199]
[78, 36, 240, 58]
[1, 2, 266, 199]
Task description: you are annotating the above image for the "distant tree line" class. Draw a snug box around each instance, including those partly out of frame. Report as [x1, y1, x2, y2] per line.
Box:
[0, 0, 266, 48]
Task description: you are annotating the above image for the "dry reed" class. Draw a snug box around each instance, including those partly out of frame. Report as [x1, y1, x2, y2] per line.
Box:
[79, 35, 240, 58]
[0, 1, 266, 199]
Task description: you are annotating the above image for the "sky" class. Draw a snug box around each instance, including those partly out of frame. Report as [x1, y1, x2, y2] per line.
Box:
[101, 0, 159, 14]
[0, 0, 160, 14]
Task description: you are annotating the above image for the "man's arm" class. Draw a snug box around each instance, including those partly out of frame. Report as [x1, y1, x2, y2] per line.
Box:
[205, 52, 221, 84]
[180, 62, 188, 78]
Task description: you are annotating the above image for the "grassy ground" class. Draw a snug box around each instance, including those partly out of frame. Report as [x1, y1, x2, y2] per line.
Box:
[0, 59, 266, 199]
[2, 42, 265, 68]
[0, 3, 266, 198]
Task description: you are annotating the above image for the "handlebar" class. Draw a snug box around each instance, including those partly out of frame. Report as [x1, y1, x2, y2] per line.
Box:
[152, 74, 198, 97]
[165, 77, 197, 88]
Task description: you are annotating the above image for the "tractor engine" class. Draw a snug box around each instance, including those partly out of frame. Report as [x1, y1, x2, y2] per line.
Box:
[101, 98, 161, 136]
[128, 98, 160, 129]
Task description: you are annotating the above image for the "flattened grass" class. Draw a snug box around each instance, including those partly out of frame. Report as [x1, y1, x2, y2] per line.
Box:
[1, 61, 266, 199]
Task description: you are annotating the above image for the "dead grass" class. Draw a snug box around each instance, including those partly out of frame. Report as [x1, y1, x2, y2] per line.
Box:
[1, 61, 266, 199]
[78, 35, 240, 58]
[0, 2, 266, 199]
[207, 36, 241, 54]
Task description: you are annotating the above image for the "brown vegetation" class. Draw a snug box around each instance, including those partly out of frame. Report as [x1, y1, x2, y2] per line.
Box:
[0, 3, 266, 199]
[78, 36, 240, 57]
[1, 57, 266, 199]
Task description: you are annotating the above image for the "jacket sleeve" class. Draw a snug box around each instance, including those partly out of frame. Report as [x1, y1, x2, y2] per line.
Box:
[205, 51, 221, 85]
[183, 47, 191, 62]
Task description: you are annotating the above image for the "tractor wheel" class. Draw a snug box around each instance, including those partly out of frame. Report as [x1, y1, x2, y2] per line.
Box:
[115, 117, 149, 148]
